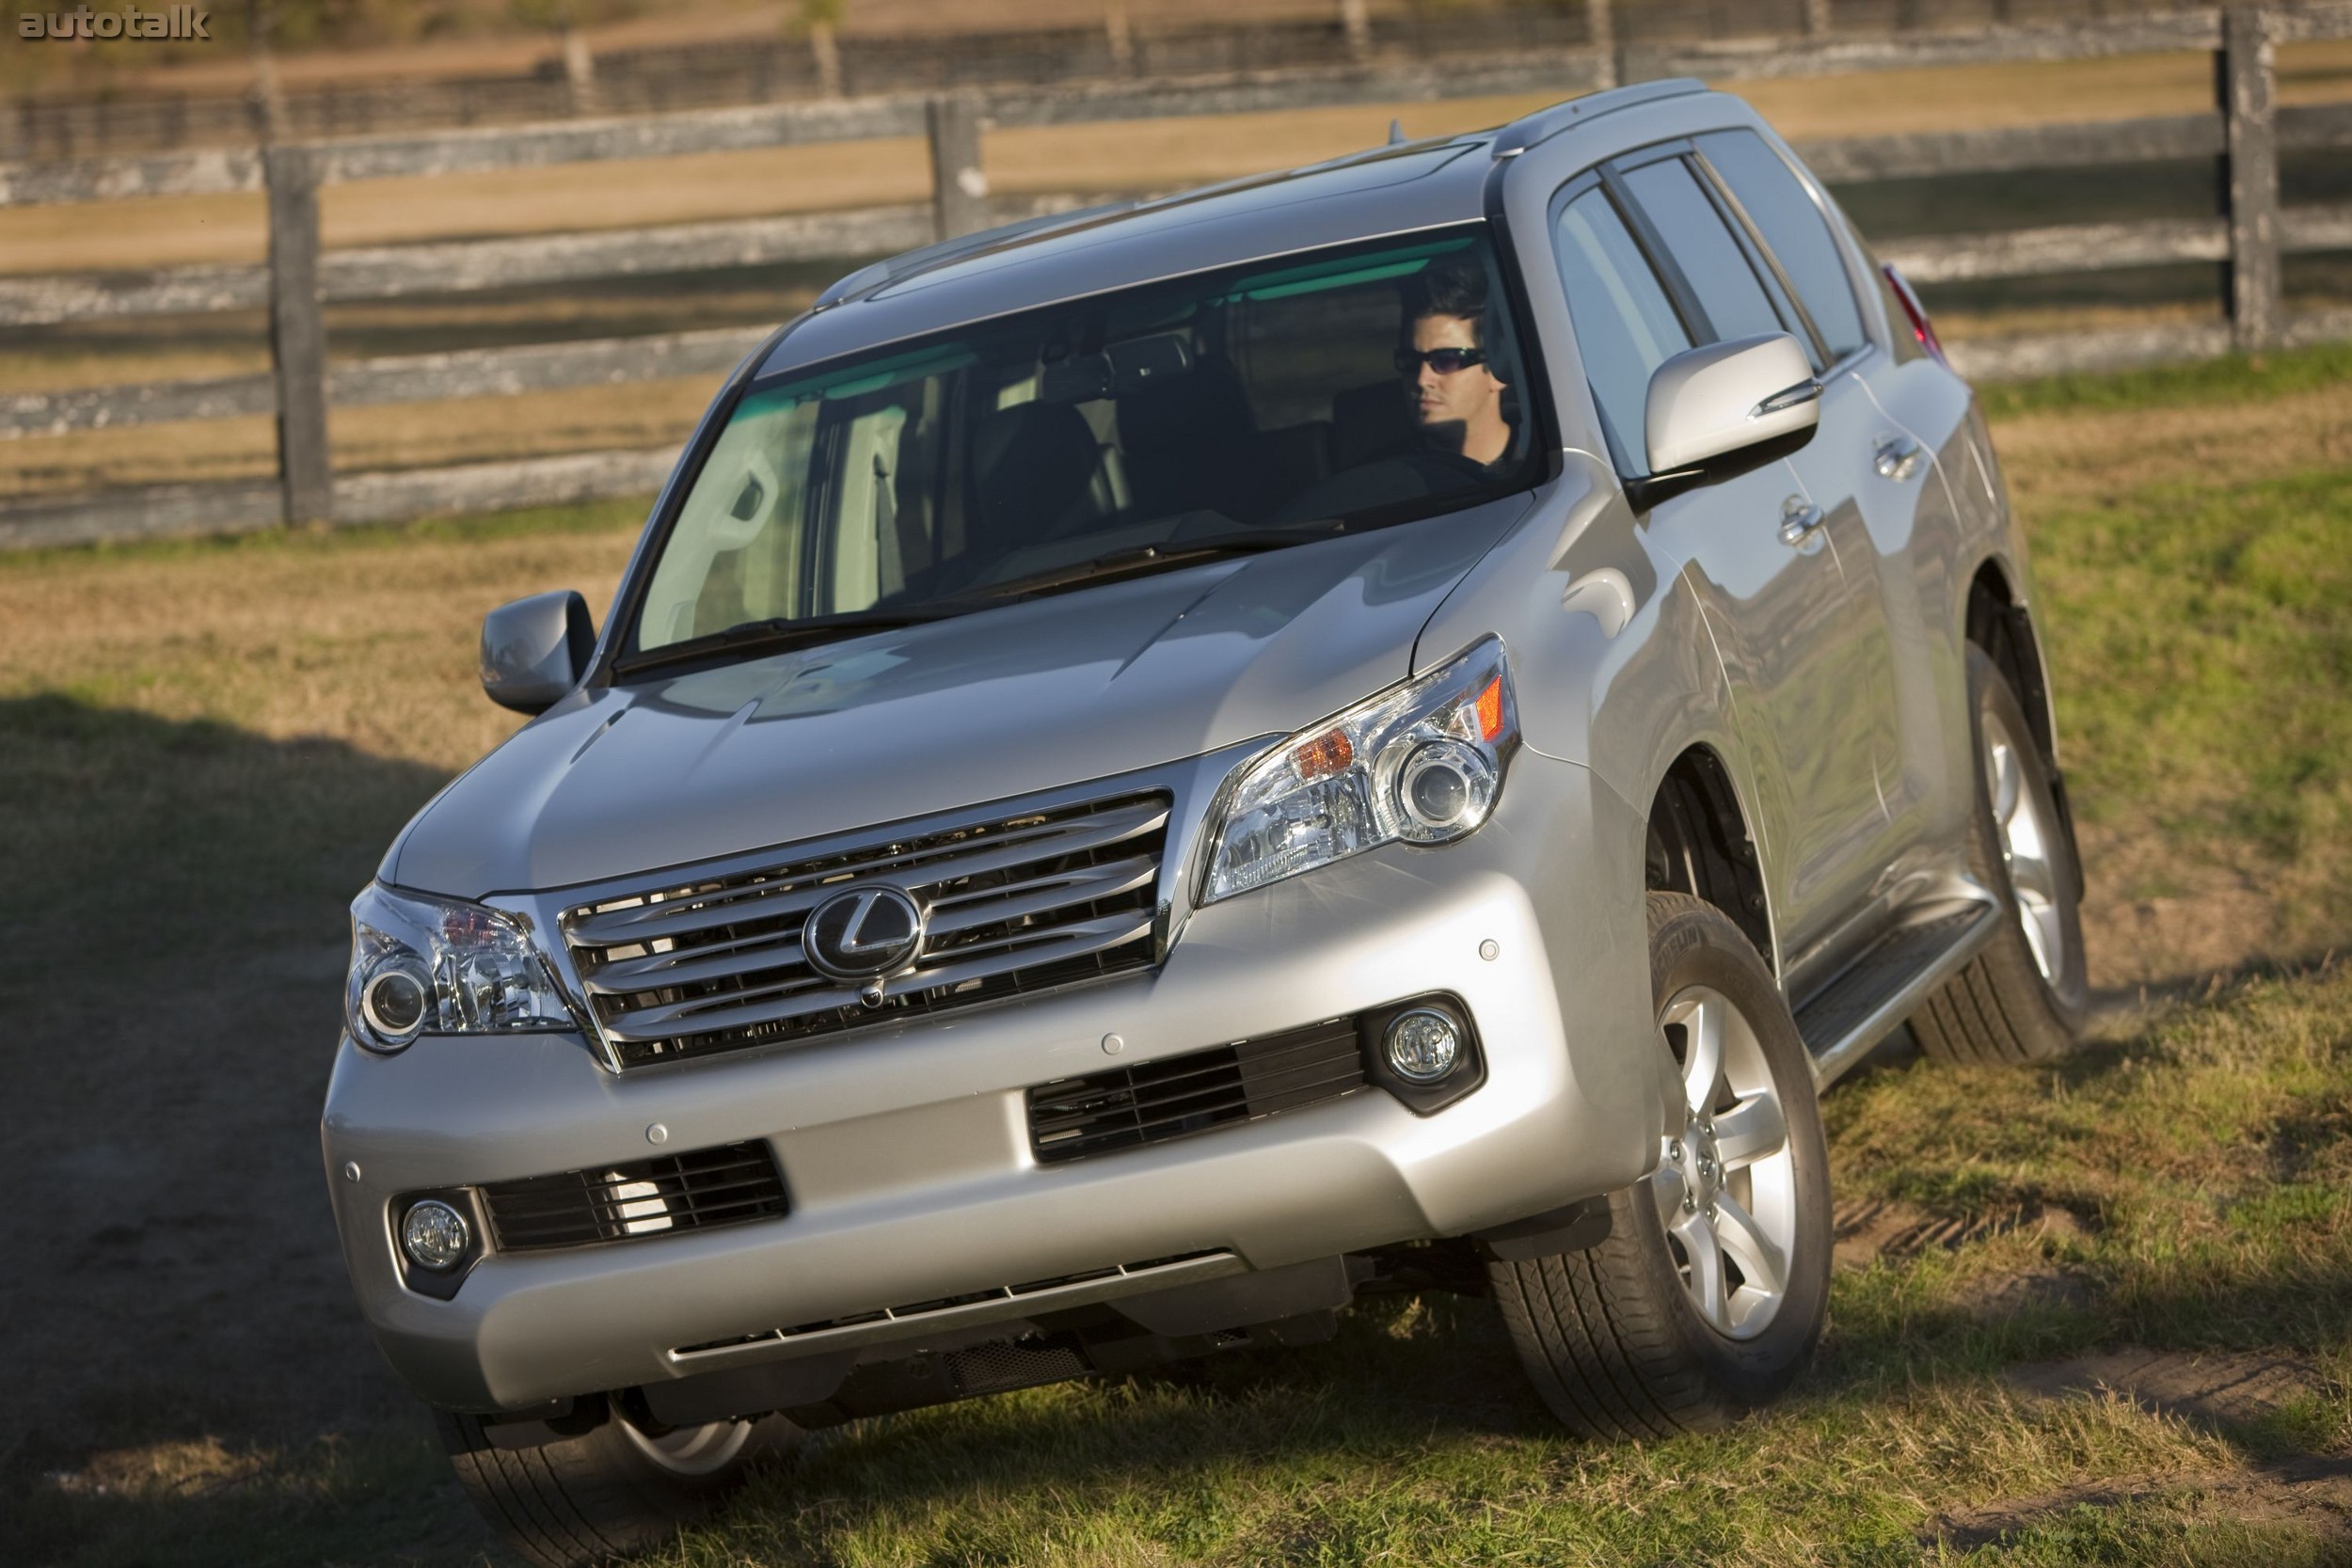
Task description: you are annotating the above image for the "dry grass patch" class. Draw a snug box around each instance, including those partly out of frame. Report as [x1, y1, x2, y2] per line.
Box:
[1992, 376, 2352, 515]
[0, 506, 640, 770]
[0, 275, 823, 400]
[0, 376, 715, 500]
[14, 42, 2352, 278]
[1937, 299, 2225, 345]
[0, 94, 1565, 276]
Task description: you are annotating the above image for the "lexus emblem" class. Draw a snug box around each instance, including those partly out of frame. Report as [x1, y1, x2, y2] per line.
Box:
[803, 886, 925, 981]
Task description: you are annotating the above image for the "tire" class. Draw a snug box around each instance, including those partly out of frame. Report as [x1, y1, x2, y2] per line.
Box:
[435, 1397, 789, 1568]
[1489, 892, 1833, 1441]
[1912, 646, 2088, 1065]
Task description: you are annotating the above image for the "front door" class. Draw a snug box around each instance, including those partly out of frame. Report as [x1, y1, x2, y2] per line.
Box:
[1589, 149, 1893, 953]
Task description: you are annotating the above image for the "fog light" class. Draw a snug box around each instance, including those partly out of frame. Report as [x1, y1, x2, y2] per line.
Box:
[402, 1199, 470, 1272]
[1384, 1007, 1462, 1084]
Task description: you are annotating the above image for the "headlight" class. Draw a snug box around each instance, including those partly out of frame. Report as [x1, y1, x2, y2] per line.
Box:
[344, 883, 576, 1053]
[1200, 637, 1518, 905]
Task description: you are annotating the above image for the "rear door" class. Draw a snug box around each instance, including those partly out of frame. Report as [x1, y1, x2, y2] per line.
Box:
[1553, 159, 1886, 955]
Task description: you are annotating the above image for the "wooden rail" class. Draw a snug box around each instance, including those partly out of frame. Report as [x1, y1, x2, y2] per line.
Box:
[2, 3, 2348, 549]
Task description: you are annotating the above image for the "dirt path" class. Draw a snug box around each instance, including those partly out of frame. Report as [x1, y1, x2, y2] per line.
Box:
[1923, 1357, 2352, 1552]
[1834, 1195, 2351, 1553]
[1926, 1456, 2352, 1551]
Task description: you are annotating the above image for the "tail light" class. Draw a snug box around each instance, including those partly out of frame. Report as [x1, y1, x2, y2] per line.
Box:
[1882, 262, 1949, 369]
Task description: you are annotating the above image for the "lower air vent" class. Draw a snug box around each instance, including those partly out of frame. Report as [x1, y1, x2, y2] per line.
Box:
[1026, 1018, 1366, 1164]
[481, 1141, 788, 1252]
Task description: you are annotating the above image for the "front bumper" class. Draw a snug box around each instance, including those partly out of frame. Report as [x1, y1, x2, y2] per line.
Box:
[321, 752, 1660, 1412]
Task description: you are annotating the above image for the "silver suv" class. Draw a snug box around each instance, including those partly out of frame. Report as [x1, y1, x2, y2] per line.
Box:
[324, 79, 2086, 1565]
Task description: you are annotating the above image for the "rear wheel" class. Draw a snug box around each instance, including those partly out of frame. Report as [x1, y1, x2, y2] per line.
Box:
[1490, 892, 1832, 1440]
[1913, 647, 2087, 1064]
[436, 1398, 788, 1567]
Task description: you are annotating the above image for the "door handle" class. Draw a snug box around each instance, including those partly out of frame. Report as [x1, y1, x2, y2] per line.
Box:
[1874, 435, 1924, 482]
[1778, 496, 1826, 546]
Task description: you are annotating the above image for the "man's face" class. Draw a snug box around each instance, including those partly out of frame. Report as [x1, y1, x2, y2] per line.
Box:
[1408, 313, 1506, 436]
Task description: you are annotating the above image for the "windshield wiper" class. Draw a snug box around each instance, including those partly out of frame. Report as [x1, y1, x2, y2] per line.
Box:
[941, 525, 1345, 607]
[612, 608, 971, 676]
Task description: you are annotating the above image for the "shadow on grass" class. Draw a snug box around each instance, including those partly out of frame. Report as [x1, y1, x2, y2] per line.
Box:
[1, 694, 478, 1567]
[0, 691, 450, 981]
[2087, 945, 2352, 1020]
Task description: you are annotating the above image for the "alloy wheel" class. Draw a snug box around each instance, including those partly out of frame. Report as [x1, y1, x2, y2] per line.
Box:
[1982, 706, 2067, 985]
[1651, 984, 1799, 1340]
[618, 1415, 755, 1478]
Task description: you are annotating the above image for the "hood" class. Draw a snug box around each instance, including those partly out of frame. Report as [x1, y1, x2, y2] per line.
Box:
[389, 496, 1532, 898]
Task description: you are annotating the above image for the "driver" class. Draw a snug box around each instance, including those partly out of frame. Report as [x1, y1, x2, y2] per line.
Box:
[1398, 259, 1514, 467]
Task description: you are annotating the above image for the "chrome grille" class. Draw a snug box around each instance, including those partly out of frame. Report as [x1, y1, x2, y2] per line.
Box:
[562, 792, 1168, 1068]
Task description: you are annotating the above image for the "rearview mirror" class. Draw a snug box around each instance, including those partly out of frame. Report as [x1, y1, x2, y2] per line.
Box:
[481, 590, 595, 715]
[1628, 333, 1820, 511]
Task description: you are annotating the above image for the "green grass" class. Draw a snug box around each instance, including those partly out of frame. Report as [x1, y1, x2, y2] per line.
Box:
[2028, 465, 2352, 939]
[1828, 969, 2352, 1371]
[1980, 340, 2352, 420]
[8, 346, 2352, 1564]
[569, 967, 2352, 1568]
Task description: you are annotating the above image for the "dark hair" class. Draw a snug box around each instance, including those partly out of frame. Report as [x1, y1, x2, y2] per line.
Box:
[1405, 257, 1489, 341]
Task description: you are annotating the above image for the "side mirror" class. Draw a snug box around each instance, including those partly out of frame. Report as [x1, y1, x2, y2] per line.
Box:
[1628, 333, 1820, 511]
[481, 590, 595, 716]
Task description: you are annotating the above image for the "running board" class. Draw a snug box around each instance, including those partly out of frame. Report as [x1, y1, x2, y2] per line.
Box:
[1794, 897, 2004, 1086]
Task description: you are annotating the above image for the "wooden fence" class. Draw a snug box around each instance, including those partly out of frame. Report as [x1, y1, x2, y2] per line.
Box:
[3, 0, 2238, 164]
[2, 3, 2348, 550]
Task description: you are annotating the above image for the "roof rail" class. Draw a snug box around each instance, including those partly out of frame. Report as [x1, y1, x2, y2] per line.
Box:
[815, 198, 1142, 309]
[1489, 77, 1708, 161]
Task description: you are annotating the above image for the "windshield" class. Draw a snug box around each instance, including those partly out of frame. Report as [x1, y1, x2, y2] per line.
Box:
[628, 228, 1542, 661]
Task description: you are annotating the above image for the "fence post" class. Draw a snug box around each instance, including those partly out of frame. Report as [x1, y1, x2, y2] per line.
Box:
[1105, 0, 1136, 73]
[263, 145, 332, 526]
[1339, 0, 1372, 61]
[810, 21, 844, 98]
[2221, 7, 2280, 353]
[247, 0, 288, 143]
[928, 95, 989, 241]
[1586, 0, 1618, 88]
[562, 26, 601, 118]
[1802, 0, 1834, 37]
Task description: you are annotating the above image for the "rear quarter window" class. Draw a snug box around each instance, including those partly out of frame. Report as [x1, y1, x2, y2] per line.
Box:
[1696, 130, 1870, 364]
[1619, 156, 1790, 347]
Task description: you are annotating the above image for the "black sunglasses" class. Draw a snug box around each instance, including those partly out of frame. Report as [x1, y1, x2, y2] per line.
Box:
[1394, 346, 1487, 376]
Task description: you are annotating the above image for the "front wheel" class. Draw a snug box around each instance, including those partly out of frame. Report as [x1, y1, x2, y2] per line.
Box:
[436, 1397, 789, 1567]
[1489, 892, 1833, 1440]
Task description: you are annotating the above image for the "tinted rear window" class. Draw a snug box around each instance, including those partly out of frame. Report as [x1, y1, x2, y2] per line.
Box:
[1698, 131, 1870, 364]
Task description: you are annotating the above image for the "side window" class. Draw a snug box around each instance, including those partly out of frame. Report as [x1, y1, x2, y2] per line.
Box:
[1553, 185, 1692, 476]
[1696, 131, 1870, 365]
[1619, 156, 1791, 349]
